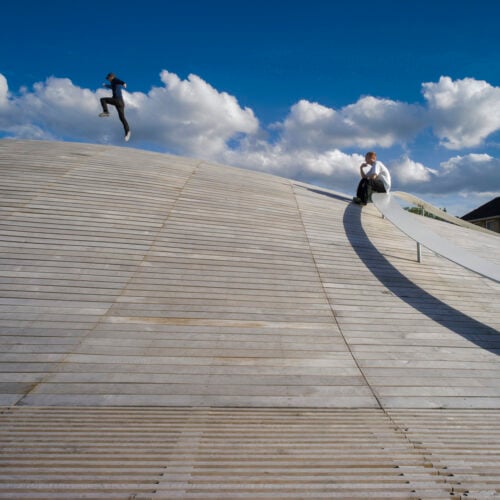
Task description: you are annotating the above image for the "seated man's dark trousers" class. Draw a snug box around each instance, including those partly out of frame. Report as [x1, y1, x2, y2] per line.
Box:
[356, 178, 386, 204]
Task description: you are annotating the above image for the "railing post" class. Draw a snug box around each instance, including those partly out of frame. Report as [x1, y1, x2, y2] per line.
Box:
[417, 204, 424, 262]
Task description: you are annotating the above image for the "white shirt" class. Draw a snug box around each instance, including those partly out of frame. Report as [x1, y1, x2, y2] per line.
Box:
[366, 160, 391, 192]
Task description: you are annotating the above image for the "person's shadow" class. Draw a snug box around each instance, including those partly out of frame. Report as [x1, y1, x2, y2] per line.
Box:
[301, 185, 499, 354]
[341, 201, 499, 354]
[304, 187, 353, 204]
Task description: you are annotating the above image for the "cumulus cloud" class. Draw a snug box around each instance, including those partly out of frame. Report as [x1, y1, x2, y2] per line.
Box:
[390, 153, 500, 196]
[423, 76, 500, 149]
[126, 70, 259, 157]
[222, 137, 363, 192]
[278, 96, 425, 151]
[0, 71, 259, 156]
[0, 71, 499, 202]
[391, 156, 436, 186]
[431, 153, 500, 192]
[0, 76, 107, 140]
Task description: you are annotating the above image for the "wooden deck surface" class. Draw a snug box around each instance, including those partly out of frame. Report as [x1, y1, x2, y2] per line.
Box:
[1, 139, 498, 409]
[0, 139, 499, 498]
[1, 406, 499, 499]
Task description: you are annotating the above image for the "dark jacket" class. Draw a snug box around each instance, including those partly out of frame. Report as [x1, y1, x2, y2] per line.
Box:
[105, 77, 126, 100]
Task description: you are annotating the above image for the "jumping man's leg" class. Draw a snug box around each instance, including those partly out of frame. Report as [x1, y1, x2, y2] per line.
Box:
[116, 101, 130, 134]
[99, 97, 114, 114]
[116, 101, 130, 140]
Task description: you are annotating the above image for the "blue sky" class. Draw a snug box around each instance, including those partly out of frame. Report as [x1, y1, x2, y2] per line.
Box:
[1, 0, 500, 216]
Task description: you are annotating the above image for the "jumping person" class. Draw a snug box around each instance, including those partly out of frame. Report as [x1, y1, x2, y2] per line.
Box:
[99, 73, 131, 142]
[353, 151, 391, 205]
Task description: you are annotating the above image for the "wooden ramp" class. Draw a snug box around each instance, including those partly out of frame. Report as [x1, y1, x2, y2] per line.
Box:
[1, 139, 499, 498]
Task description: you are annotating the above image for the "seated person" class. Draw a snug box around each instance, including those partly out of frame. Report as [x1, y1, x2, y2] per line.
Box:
[354, 151, 391, 205]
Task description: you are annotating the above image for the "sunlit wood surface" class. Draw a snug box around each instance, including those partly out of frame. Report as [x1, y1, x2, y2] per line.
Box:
[0, 139, 499, 498]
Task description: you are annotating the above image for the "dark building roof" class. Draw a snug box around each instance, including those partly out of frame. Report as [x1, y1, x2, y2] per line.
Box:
[462, 197, 500, 221]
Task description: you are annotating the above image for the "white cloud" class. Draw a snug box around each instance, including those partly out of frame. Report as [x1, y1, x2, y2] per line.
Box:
[391, 153, 500, 197]
[222, 137, 363, 193]
[0, 76, 104, 140]
[433, 153, 500, 192]
[278, 96, 425, 151]
[126, 70, 259, 156]
[0, 71, 259, 155]
[0, 71, 499, 203]
[341, 96, 426, 147]
[423, 76, 500, 149]
[391, 156, 435, 186]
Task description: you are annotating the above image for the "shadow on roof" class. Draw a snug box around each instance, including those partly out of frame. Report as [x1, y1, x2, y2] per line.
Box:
[303, 186, 353, 203]
[343, 202, 500, 355]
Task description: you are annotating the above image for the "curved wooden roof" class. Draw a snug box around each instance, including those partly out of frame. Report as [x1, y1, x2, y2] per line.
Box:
[1, 139, 499, 498]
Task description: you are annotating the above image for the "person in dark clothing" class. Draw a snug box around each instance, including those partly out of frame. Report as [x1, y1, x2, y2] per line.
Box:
[99, 73, 131, 141]
[353, 151, 391, 205]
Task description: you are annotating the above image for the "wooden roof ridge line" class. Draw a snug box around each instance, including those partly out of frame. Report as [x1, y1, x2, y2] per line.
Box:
[372, 192, 500, 284]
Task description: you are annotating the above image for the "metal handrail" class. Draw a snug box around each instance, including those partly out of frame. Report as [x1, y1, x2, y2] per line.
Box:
[371, 192, 500, 283]
[392, 191, 498, 237]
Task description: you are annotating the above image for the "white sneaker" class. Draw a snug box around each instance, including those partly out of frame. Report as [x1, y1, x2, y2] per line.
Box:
[99, 112, 110, 117]
[125, 131, 131, 142]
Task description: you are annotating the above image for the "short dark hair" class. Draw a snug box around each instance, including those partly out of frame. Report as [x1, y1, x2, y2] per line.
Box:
[106, 72, 115, 79]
